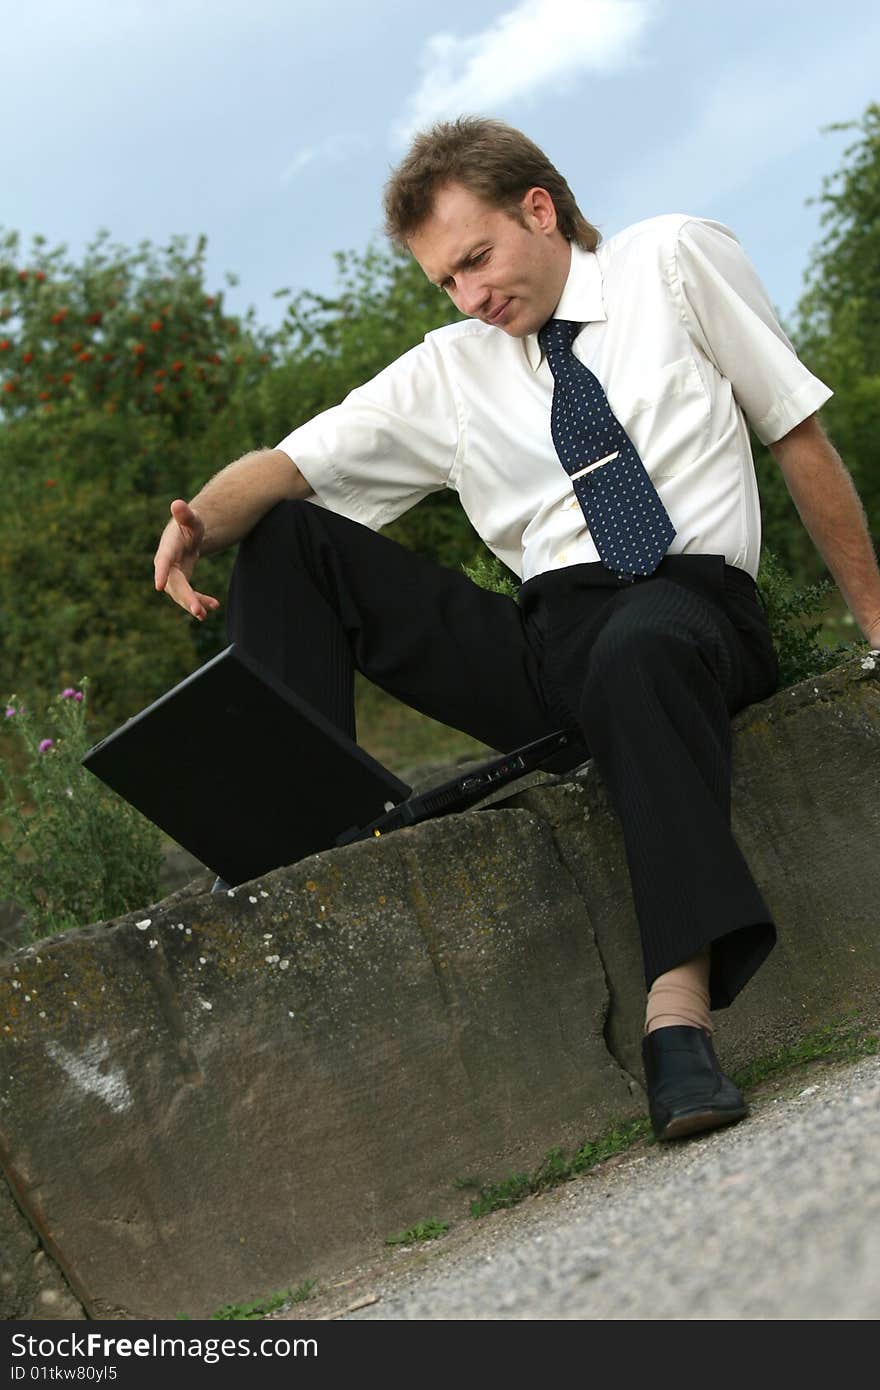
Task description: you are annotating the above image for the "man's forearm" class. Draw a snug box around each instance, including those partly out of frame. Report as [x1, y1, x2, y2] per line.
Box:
[769, 416, 880, 640]
[190, 448, 313, 555]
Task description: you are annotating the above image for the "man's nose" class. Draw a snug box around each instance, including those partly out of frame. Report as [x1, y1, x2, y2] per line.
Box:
[456, 275, 491, 317]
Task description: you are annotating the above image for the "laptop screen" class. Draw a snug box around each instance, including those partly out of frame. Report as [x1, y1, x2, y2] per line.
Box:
[83, 645, 411, 886]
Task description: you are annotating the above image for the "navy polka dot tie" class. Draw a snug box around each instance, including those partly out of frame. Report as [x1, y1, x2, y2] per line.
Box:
[539, 318, 676, 581]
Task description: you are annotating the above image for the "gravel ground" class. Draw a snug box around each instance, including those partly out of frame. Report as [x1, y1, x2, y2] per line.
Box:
[286, 1052, 880, 1321]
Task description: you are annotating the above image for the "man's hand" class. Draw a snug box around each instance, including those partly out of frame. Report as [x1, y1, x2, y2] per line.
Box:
[153, 448, 313, 619]
[153, 499, 221, 621]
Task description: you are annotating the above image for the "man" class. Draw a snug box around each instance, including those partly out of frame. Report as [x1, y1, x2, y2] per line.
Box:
[154, 118, 880, 1141]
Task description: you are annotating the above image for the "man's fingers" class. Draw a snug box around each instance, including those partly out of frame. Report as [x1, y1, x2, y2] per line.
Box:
[185, 591, 220, 622]
[154, 539, 186, 592]
[155, 501, 203, 591]
[164, 566, 199, 610]
[163, 567, 219, 620]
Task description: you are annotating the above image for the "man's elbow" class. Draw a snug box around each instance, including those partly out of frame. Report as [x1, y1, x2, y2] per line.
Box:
[266, 448, 314, 501]
[768, 413, 829, 467]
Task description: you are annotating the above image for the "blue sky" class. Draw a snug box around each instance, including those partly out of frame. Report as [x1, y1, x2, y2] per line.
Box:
[4, 0, 878, 335]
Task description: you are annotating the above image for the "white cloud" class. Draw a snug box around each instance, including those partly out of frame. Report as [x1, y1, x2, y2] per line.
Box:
[391, 0, 656, 146]
[280, 132, 371, 187]
[604, 33, 880, 224]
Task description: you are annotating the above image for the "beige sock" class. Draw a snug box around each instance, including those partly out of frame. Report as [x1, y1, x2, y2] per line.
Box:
[644, 945, 712, 1035]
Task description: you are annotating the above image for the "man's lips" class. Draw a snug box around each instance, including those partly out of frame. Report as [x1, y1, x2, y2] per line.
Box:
[487, 298, 513, 324]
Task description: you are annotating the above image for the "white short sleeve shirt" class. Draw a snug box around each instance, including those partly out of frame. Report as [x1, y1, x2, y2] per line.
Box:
[276, 215, 832, 582]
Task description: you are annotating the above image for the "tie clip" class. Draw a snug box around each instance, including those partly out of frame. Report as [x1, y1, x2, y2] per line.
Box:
[569, 451, 619, 482]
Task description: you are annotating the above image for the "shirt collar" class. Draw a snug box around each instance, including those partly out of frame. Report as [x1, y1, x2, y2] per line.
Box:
[523, 242, 607, 371]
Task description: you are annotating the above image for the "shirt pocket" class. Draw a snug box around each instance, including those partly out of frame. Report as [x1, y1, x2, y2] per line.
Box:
[611, 356, 710, 478]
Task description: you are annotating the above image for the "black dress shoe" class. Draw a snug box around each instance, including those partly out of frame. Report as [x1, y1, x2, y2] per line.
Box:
[642, 1025, 749, 1141]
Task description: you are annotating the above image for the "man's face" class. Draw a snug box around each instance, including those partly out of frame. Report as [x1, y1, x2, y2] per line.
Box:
[407, 182, 572, 338]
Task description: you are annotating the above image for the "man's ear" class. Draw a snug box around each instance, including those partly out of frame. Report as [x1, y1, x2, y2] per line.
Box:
[521, 186, 558, 233]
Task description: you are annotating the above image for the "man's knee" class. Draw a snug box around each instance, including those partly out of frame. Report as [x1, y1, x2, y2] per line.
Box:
[581, 611, 722, 718]
[242, 497, 313, 554]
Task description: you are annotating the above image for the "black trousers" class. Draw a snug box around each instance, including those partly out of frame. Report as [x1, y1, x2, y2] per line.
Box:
[227, 500, 780, 1011]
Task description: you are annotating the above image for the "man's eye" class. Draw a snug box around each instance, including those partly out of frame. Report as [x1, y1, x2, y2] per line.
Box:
[471, 250, 490, 266]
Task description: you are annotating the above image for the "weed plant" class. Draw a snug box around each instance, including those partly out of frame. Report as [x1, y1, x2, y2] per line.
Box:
[209, 1280, 316, 1320]
[756, 547, 865, 689]
[0, 680, 162, 940]
[385, 1218, 450, 1246]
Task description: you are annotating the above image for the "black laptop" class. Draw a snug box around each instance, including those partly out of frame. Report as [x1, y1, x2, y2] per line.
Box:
[83, 645, 580, 886]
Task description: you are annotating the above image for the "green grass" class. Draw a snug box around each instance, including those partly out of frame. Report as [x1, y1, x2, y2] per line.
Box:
[457, 1014, 878, 1219]
[385, 1218, 450, 1246]
[458, 1120, 650, 1219]
[354, 675, 486, 773]
[208, 1279, 316, 1320]
[730, 1014, 878, 1091]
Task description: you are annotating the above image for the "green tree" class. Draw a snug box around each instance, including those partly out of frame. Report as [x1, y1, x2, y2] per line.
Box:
[755, 104, 880, 586]
[0, 228, 275, 439]
[0, 477, 197, 731]
[0, 236, 470, 728]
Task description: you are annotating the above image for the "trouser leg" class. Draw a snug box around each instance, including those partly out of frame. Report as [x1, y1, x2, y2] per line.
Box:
[226, 499, 559, 753]
[526, 559, 779, 1010]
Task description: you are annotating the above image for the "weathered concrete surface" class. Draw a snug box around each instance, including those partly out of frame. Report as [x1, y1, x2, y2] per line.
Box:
[500, 655, 880, 1078]
[0, 811, 635, 1320]
[0, 846, 212, 957]
[300, 1052, 880, 1321]
[1, 1171, 85, 1319]
[1, 653, 877, 1320]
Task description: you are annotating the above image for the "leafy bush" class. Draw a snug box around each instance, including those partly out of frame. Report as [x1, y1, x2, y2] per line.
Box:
[0, 477, 198, 731]
[756, 547, 864, 689]
[0, 228, 275, 433]
[460, 550, 519, 598]
[0, 681, 162, 939]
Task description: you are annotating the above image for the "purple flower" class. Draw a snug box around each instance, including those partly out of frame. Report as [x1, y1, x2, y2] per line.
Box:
[61, 687, 77, 699]
[74, 691, 83, 702]
[4, 706, 15, 718]
[38, 739, 54, 753]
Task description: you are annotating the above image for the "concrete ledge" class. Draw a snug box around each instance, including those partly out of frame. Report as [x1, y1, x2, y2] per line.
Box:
[499, 654, 880, 1077]
[0, 811, 635, 1320]
[1, 654, 878, 1319]
[1, 1171, 85, 1320]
